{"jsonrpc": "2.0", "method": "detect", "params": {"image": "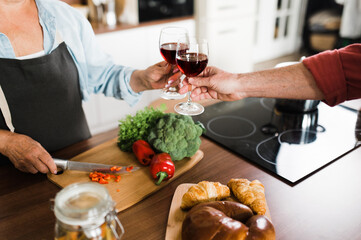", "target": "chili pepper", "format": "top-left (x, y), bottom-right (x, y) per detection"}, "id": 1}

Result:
top-left (103, 174), bottom-right (111, 180)
top-left (91, 177), bottom-right (99, 182)
top-left (110, 166), bottom-right (123, 172)
top-left (150, 153), bottom-right (175, 185)
top-left (132, 140), bottom-right (155, 166)
top-left (89, 171), bottom-right (121, 184)
top-left (98, 178), bottom-right (109, 184)
top-left (126, 166), bottom-right (134, 172)
top-left (115, 176), bottom-right (121, 182)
